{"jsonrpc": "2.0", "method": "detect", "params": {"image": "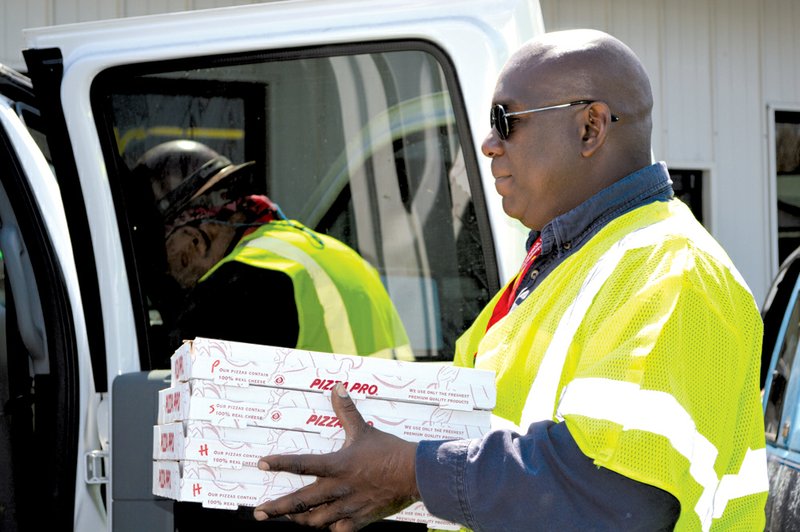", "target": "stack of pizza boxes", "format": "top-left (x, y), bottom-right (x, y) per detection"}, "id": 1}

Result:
top-left (152, 337), bottom-right (496, 529)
